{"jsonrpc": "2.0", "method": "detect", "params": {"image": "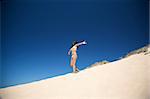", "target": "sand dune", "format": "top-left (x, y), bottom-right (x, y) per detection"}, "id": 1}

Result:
top-left (0, 47), bottom-right (150, 99)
